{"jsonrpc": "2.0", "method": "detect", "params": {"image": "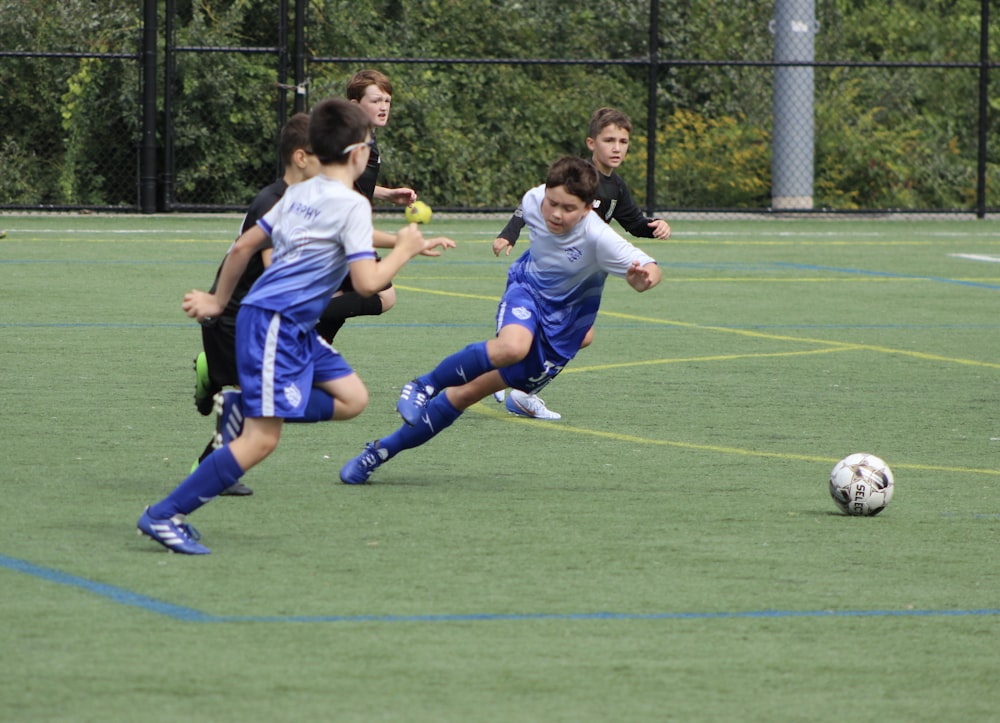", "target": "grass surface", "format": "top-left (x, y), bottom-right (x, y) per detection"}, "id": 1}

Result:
top-left (2, 213), bottom-right (999, 721)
